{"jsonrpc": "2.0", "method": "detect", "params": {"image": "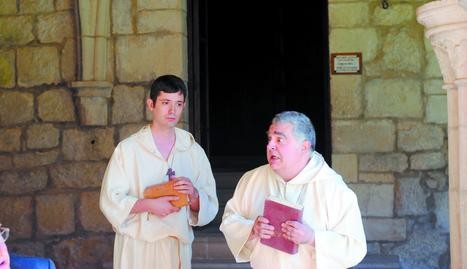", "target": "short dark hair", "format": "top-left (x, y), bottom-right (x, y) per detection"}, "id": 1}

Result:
top-left (150, 74), bottom-right (187, 102)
